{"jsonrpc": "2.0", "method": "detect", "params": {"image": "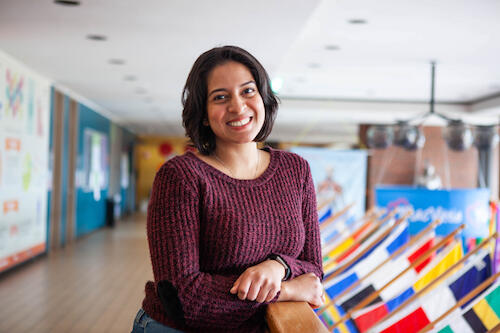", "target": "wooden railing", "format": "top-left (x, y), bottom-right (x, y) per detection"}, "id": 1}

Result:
top-left (266, 302), bottom-right (328, 333)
